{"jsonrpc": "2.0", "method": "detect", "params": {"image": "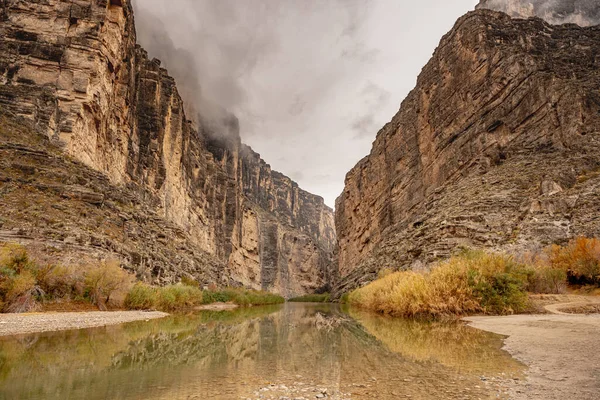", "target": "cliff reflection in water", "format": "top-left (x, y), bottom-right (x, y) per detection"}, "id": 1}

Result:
top-left (0, 304), bottom-right (522, 399)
